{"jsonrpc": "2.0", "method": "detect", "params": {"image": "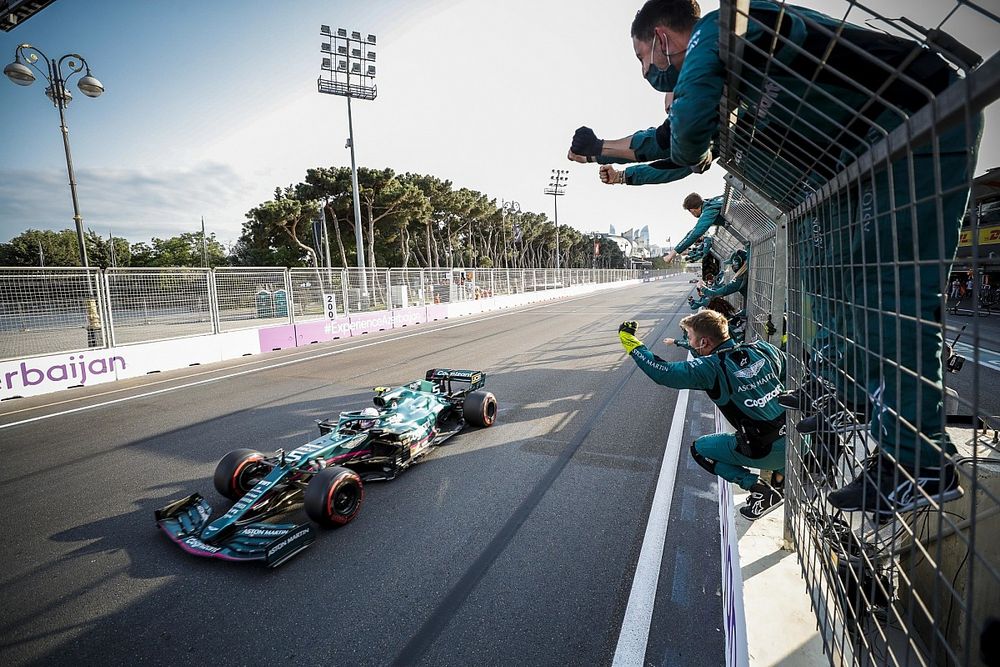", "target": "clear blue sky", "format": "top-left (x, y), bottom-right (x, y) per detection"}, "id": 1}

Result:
top-left (1, 0), bottom-right (997, 250)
